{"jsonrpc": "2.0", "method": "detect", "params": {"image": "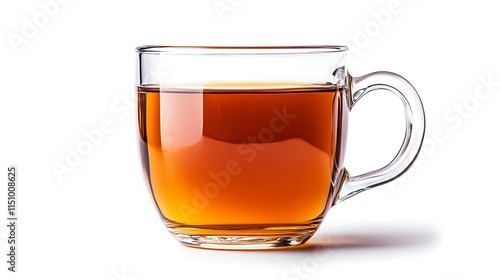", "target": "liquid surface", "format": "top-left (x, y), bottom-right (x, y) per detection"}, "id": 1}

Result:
top-left (138, 84), bottom-right (347, 226)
